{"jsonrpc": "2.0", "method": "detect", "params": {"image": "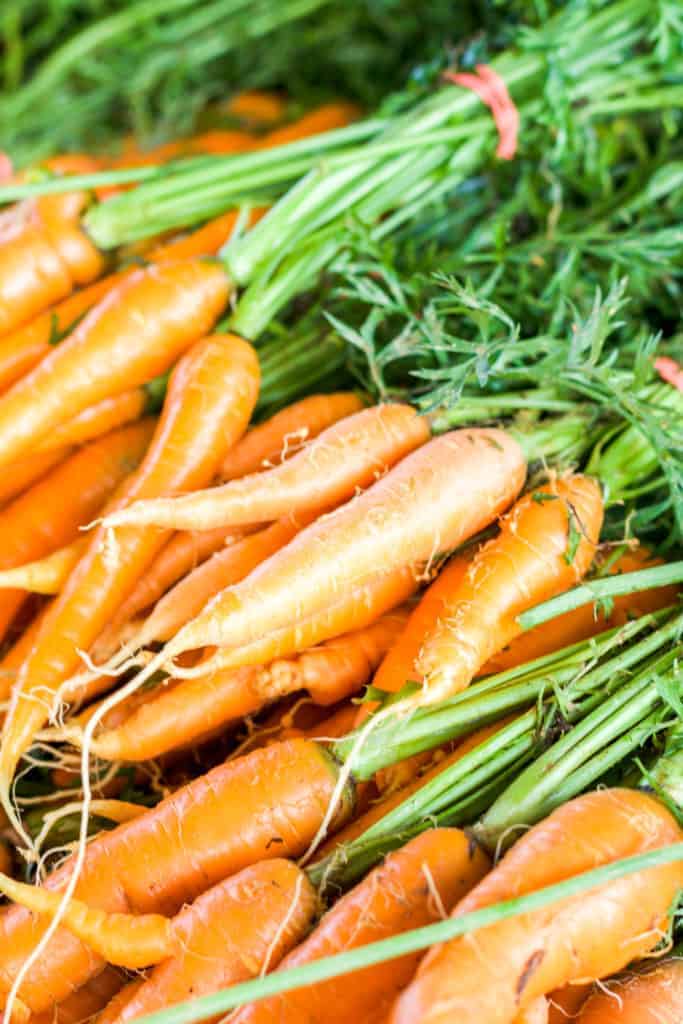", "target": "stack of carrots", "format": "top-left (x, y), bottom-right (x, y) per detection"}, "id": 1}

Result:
top-left (0, 54), bottom-right (681, 1024)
